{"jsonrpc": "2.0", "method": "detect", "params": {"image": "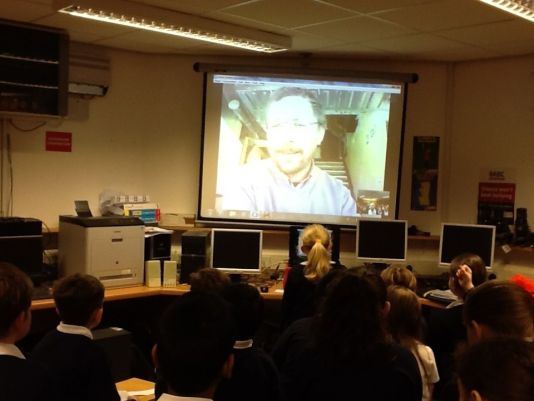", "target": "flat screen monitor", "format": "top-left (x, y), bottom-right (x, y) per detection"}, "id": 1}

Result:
top-left (288, 225), bottom-right (340, 266)
top-left (210, 228), bottom-right (263, 274)
top-left (356, 219), bottom-right (407, 263)
top-left (439, 223), bottom-right (496, 269)
top-left (198, 70), bottom-right (407, 227)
